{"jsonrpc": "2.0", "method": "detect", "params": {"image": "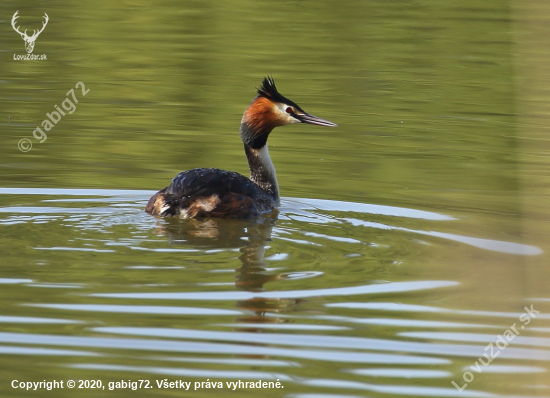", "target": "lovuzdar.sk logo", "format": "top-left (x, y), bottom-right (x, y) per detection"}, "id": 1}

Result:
top-left (12, 10), bottom-right (48, 61)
